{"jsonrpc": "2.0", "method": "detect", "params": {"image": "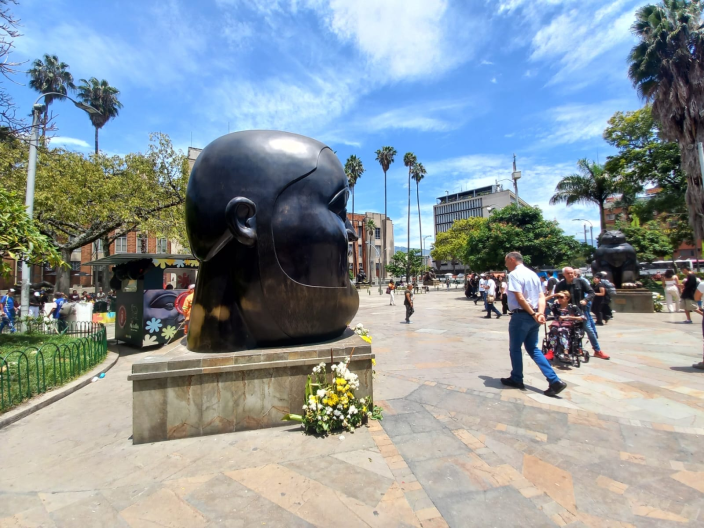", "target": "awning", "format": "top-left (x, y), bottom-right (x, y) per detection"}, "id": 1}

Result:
top-left (83, 254), bottom-right (195, 266)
